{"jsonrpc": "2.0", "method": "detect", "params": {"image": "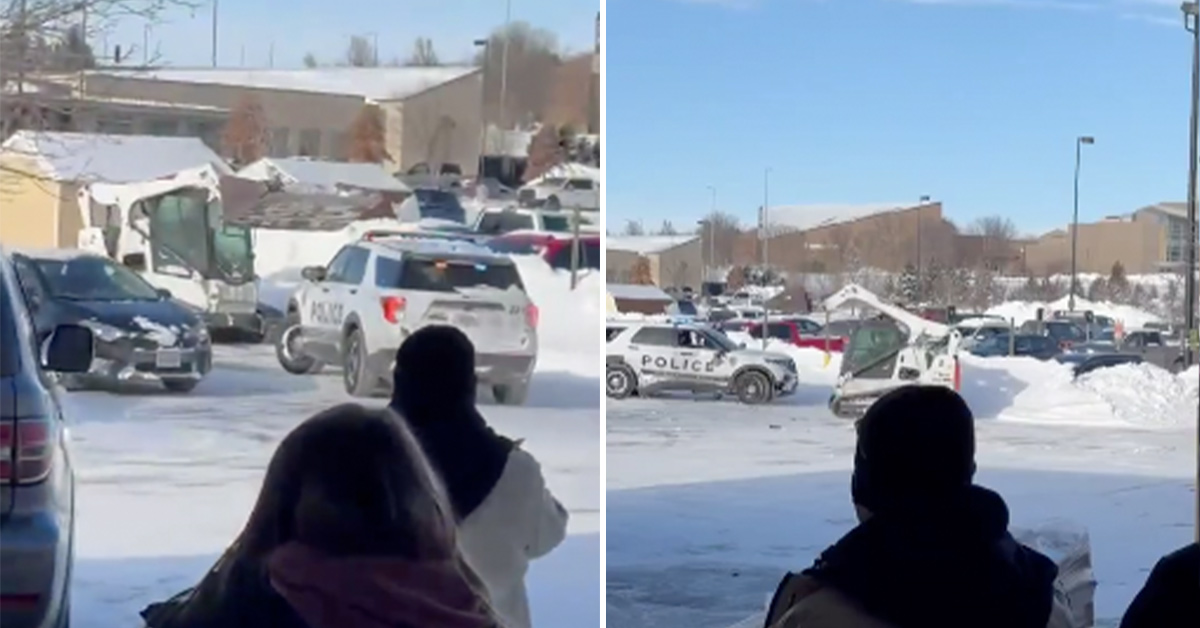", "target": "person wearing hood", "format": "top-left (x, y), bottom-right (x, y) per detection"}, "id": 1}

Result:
top-left (140, 403), bottom-right (499, 628)
top-left (1118, 541), bottom-right (1199, 628)
top-left (763, 386), bottom-right (1076, 628)
top-left (391, 325), bottom-right (569, 628)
